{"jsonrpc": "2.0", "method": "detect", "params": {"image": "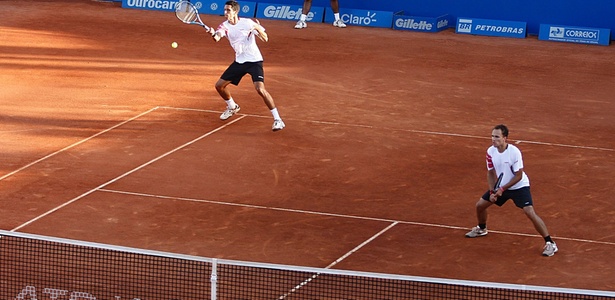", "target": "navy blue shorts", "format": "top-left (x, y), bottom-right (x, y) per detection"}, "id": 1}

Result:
top-left (221, 61), bottom-right (265, 85)
top-left (482, 186), bottom-right (533, 208)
